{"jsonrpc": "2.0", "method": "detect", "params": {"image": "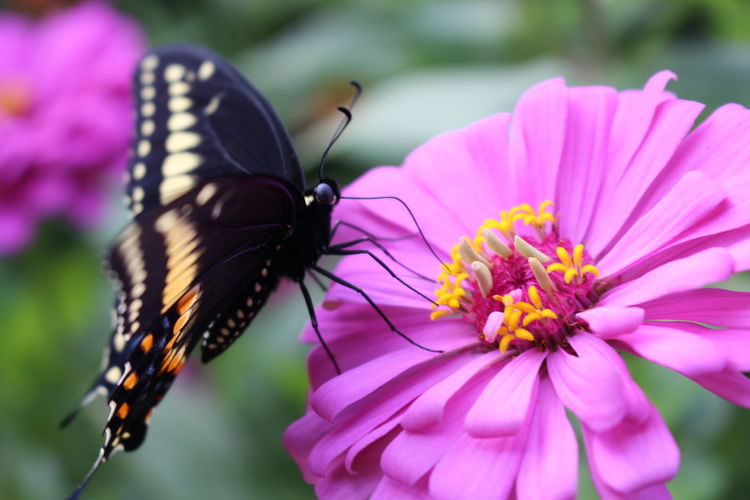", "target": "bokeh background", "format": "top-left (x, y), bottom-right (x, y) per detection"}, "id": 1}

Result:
top-left (2, 0), bottom-right (750, 498)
